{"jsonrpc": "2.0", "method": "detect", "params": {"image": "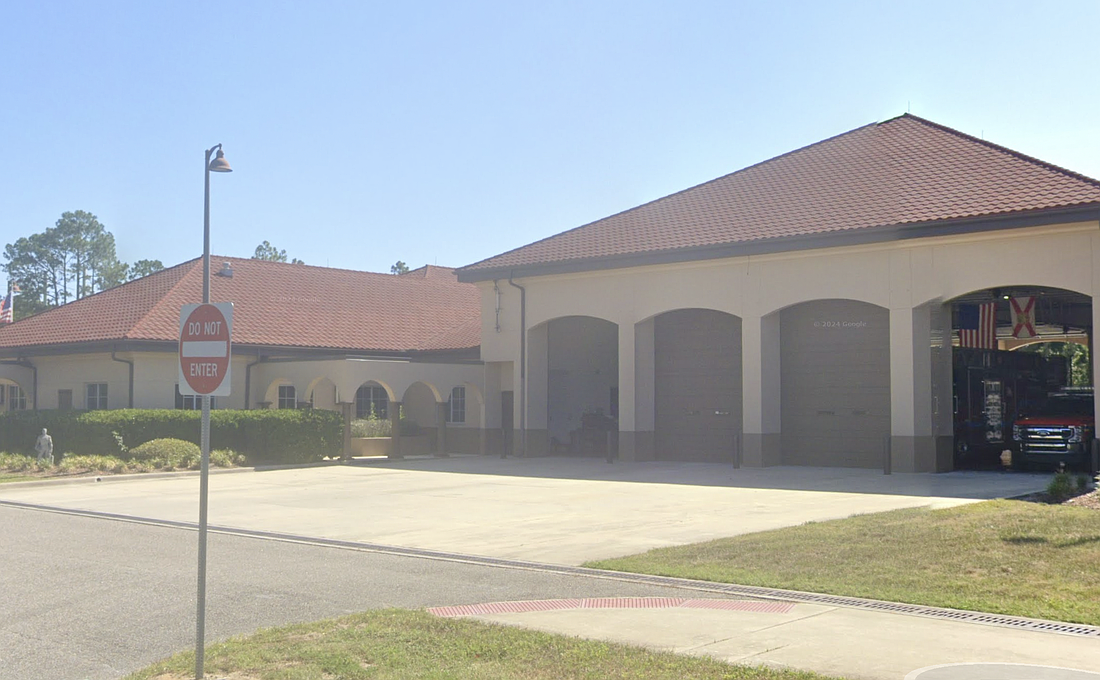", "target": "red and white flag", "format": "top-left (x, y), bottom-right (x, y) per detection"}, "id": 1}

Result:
top-left (1009, 296), bottom-right (1037, 339)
